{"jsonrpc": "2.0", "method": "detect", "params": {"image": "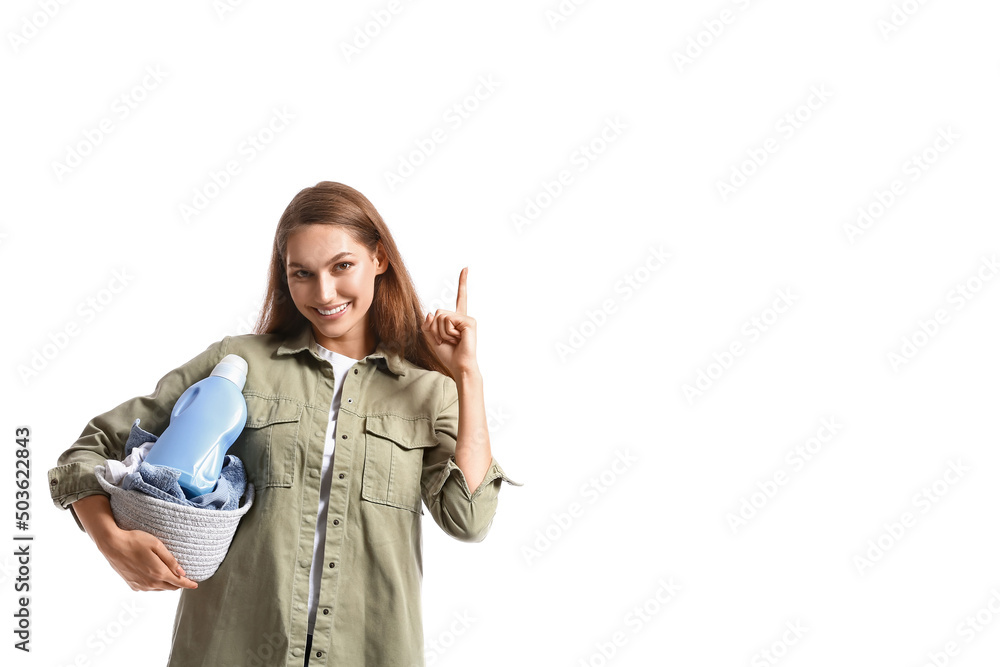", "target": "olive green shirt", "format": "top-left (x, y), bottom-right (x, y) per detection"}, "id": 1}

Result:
top-left (47, 326), bottom-right (519, 666)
